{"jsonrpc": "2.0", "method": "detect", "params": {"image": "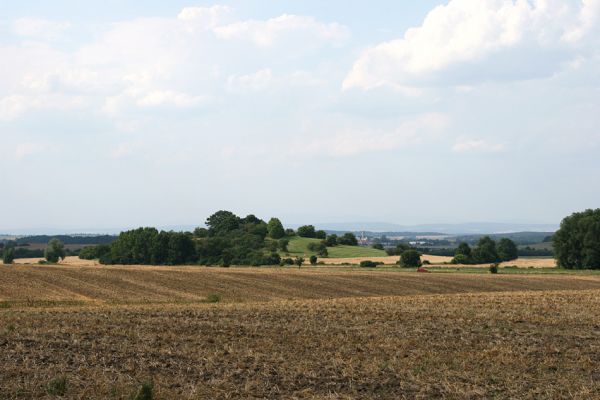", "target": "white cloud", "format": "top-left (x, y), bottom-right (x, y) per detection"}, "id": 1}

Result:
top-left (136, 90), bottom-right (206, 108)
top-left (0, 95), bottom-right (28, 121)
top-left (214, 14), bottom-right (349, 47)
top-left (226, 69), bottom-right (322, 92)
top-left (177, 5), bottom-right (233, 29)
top-left (452, 138), bottom-right (506, 153)
top-left (13, 18), bottom-right (71, 40)
top-left (344, 0), bottom-right (599, 90)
